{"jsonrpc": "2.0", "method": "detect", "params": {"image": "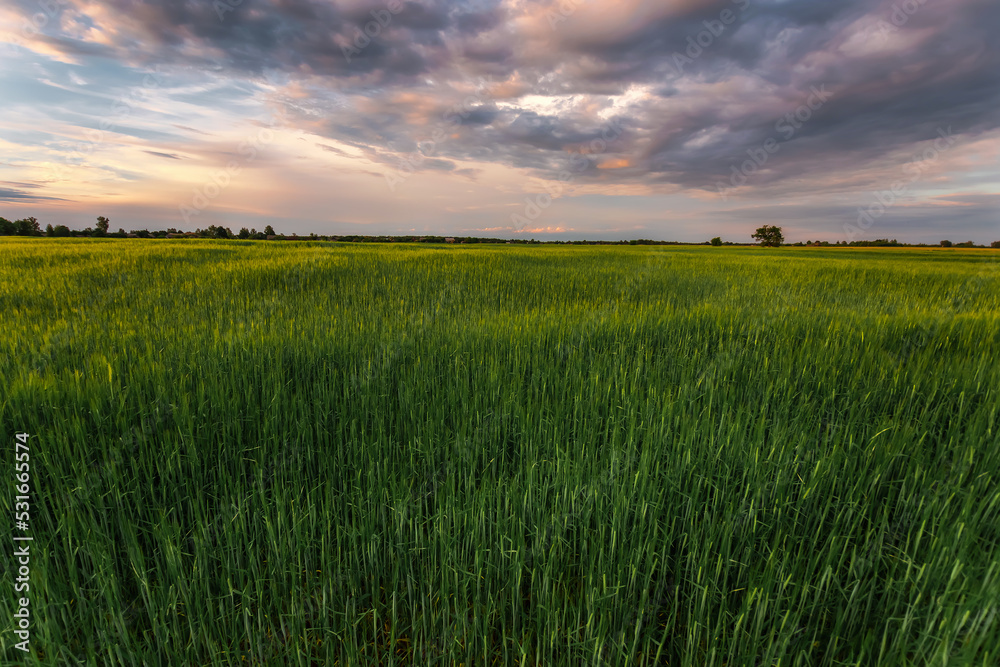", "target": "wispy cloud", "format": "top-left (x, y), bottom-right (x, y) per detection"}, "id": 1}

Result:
top-left (143, 151), bottom-right (182, 160)
top-left (0, 184), bottom-right (67, 202)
